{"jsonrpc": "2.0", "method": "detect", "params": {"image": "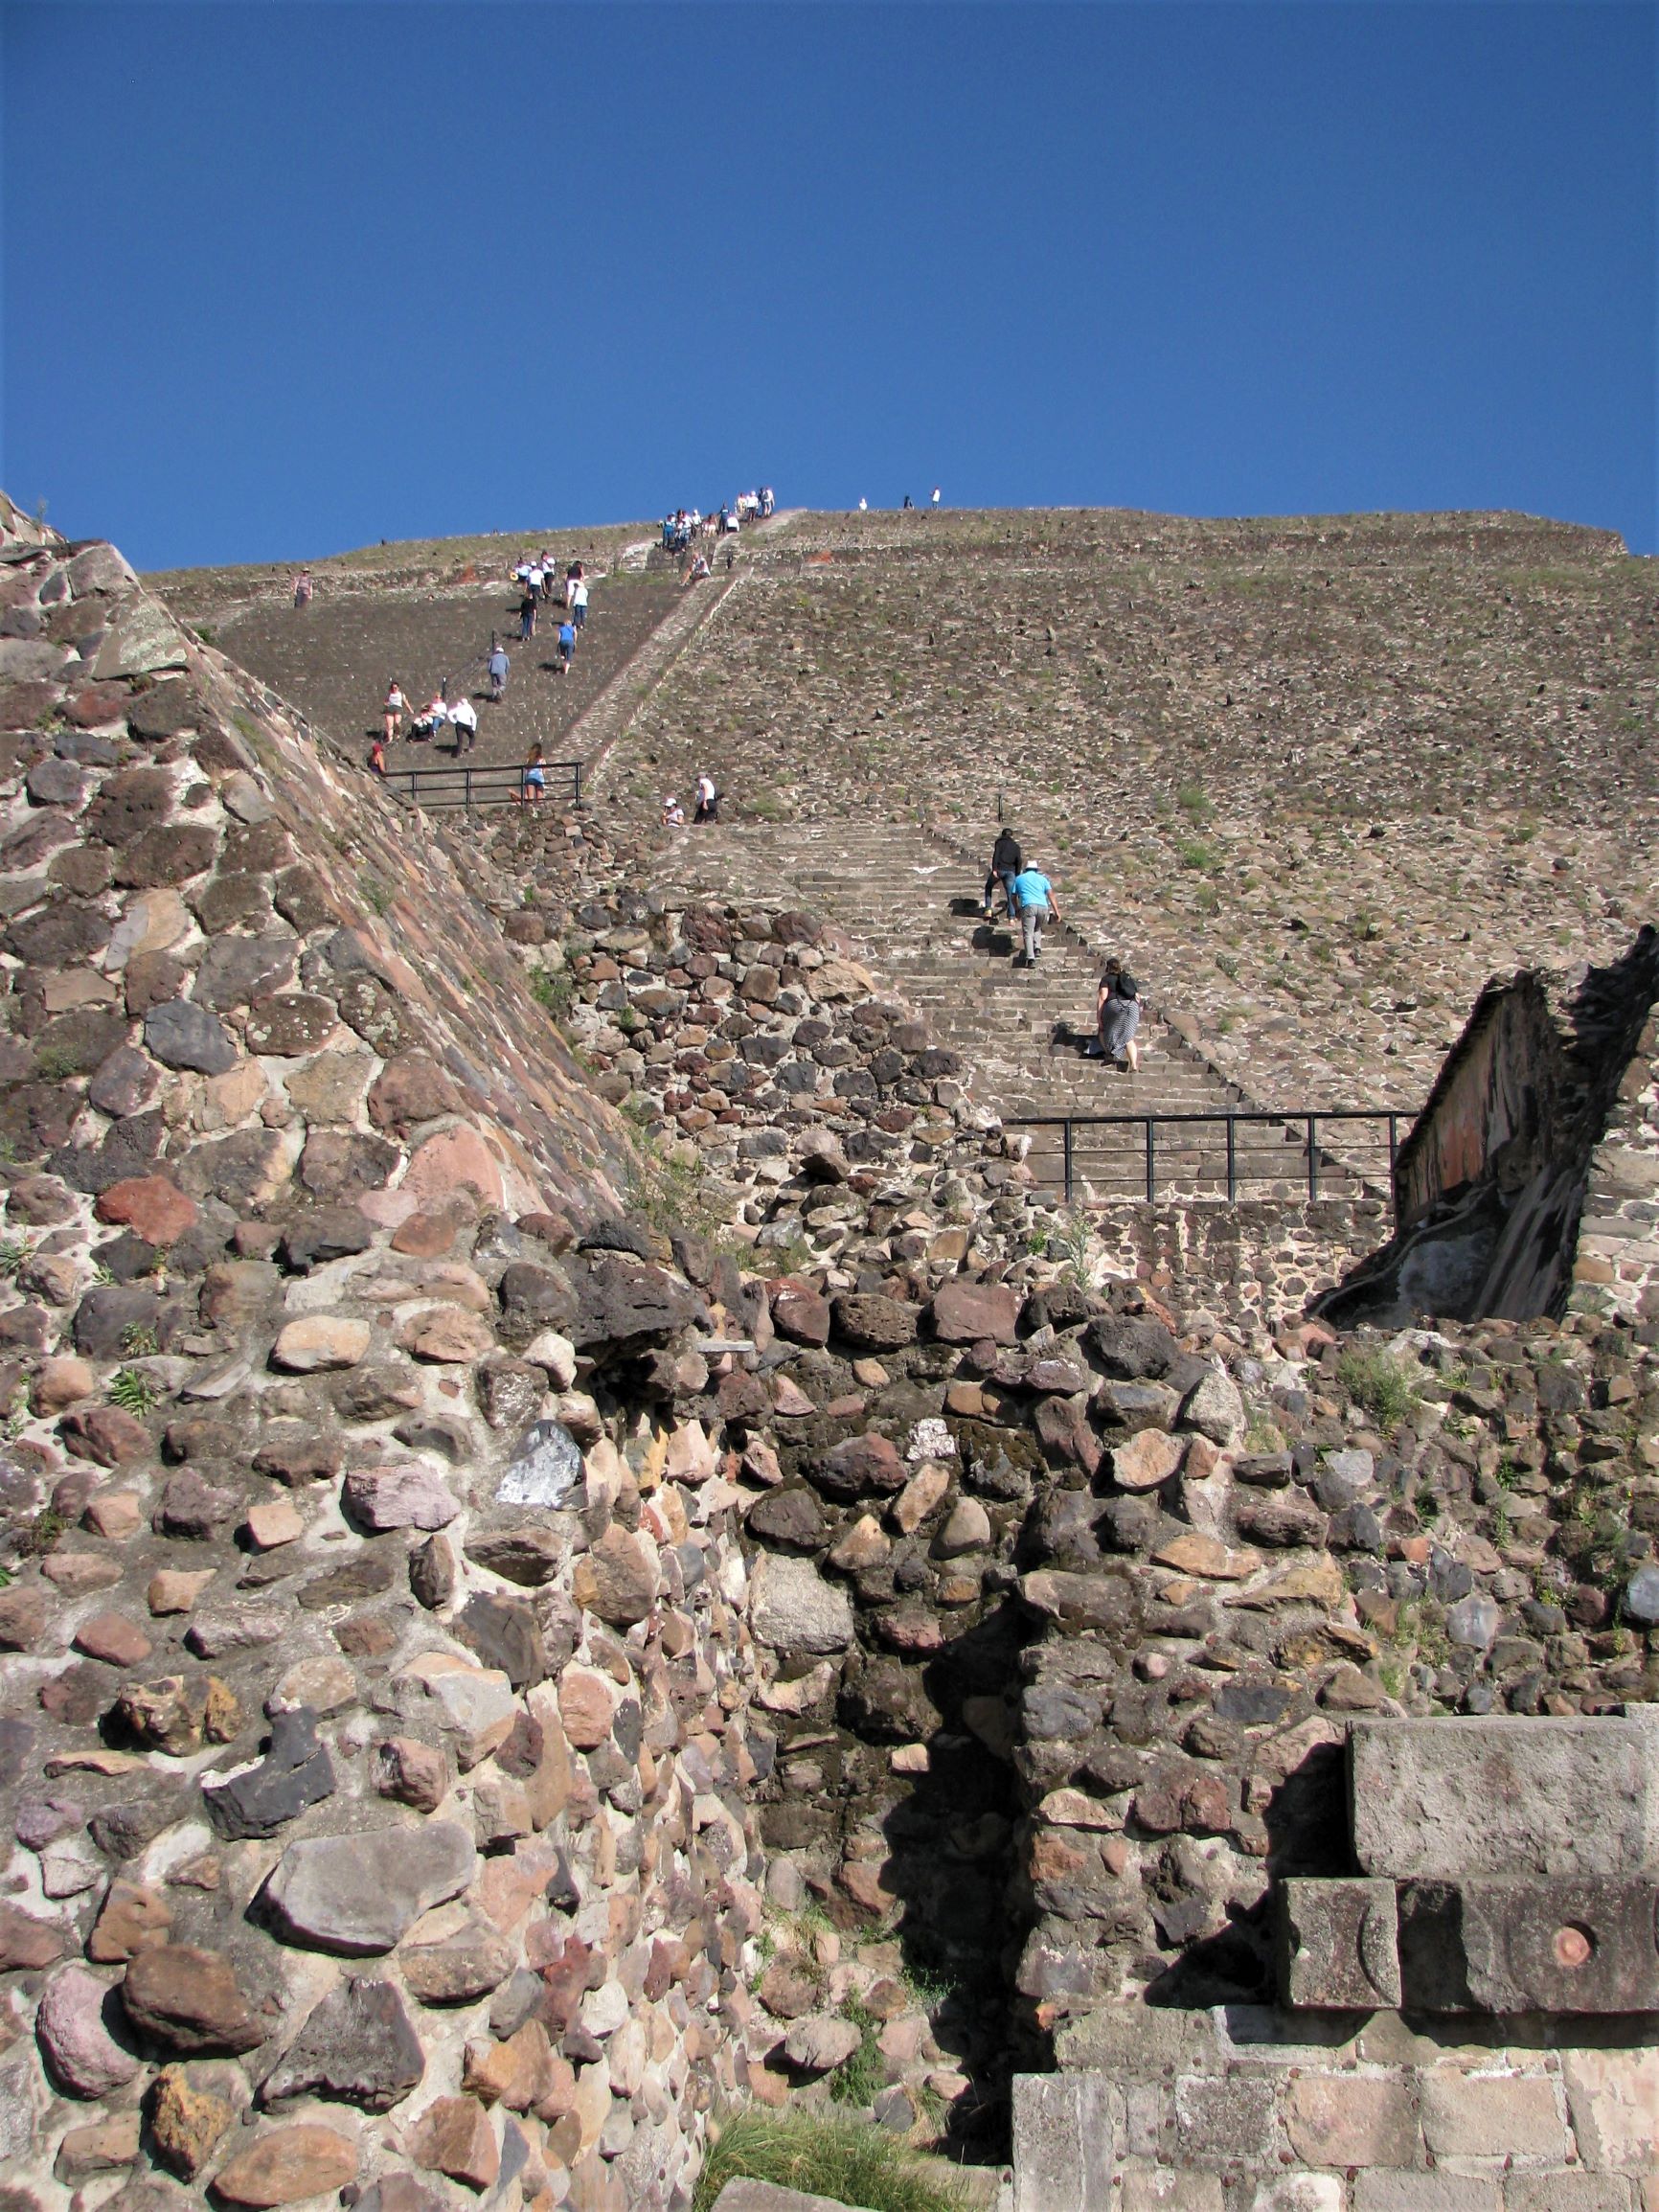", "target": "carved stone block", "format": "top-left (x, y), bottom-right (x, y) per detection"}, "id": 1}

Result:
top-left (1398, 1878), bottom-right (1659, 2013)
top-left (1277, 1877), bottom-right (1401, 2009)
